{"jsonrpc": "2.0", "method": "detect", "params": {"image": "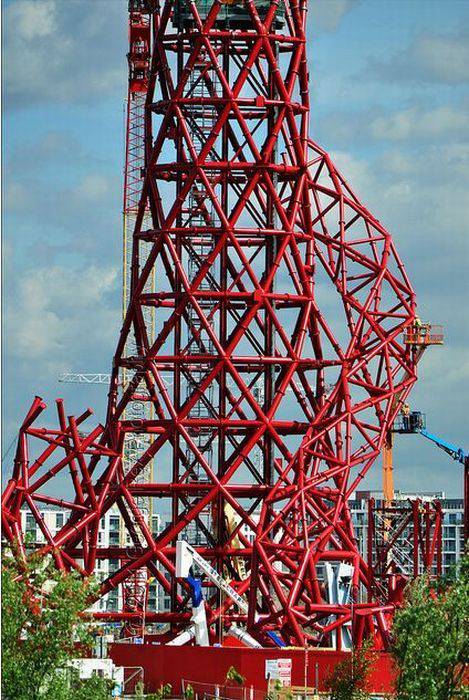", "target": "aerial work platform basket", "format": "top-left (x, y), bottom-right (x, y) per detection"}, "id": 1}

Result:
top-left (393, 410), bottom-right (426, 434)
top-left (404, 323), bottom-right (444, 346)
